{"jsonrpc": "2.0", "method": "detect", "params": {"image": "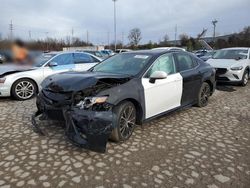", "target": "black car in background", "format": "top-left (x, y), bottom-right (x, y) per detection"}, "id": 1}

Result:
top-left (194, 49), bottom-right (208, 58)
top-left (200, 50), bottom-right (217, 61)
top-left (0, 50), bottom-right (12, 63)
top-left (33, 49), bottom-right (216, 152)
